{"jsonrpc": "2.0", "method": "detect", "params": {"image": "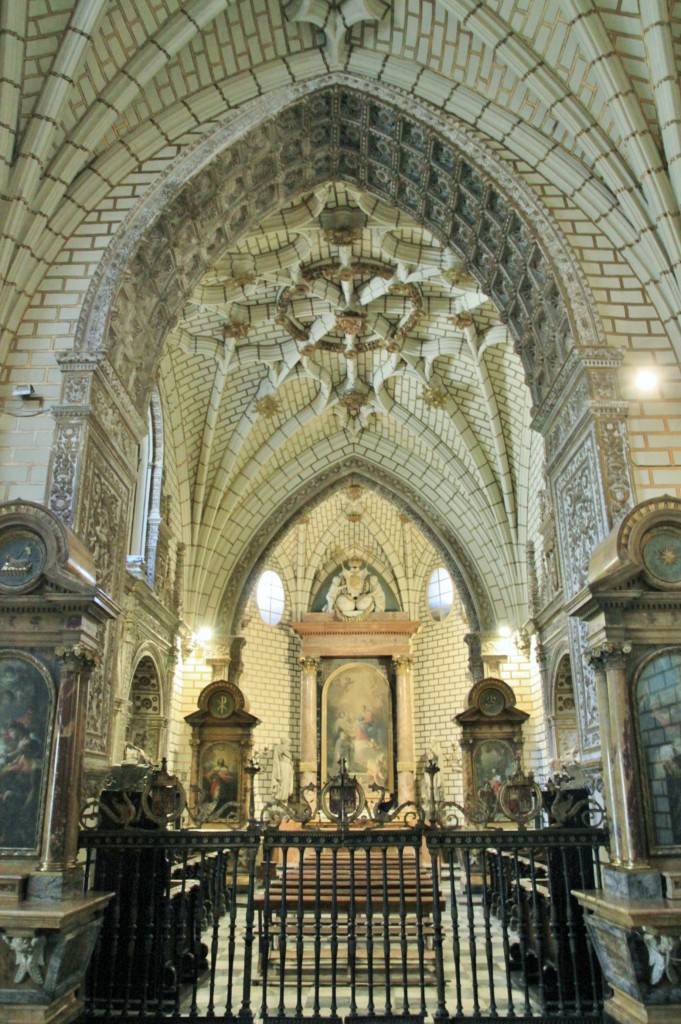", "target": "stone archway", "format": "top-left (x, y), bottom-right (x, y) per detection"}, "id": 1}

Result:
top-left (126, 654), bottom-right (165, 762)
top-left (49, 75), bottom-right (634, 763)
top-left (551, 653), bottom-right (579, 761)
